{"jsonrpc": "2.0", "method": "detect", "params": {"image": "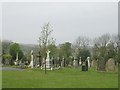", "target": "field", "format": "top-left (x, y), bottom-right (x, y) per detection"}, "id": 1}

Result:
top-left (2, 67), bottom-right (118, 88)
